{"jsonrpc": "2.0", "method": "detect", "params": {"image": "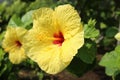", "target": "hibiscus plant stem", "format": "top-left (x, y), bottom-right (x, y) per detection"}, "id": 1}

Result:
top-left (112, 75), bottom-right (115, 80)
